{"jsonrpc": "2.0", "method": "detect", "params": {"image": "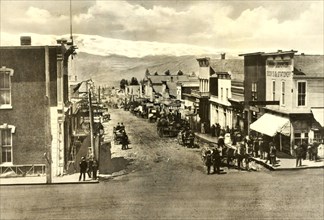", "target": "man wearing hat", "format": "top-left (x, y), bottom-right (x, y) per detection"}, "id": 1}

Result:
top-left (79, 156), bottom-right (88, 181)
